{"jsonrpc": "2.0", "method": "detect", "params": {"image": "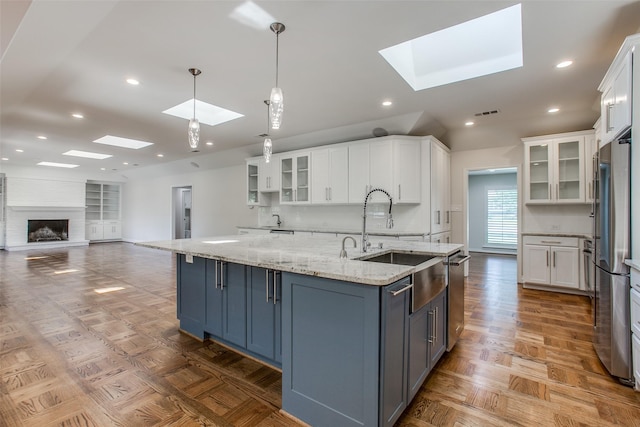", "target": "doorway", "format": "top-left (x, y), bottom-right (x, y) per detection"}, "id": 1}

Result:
top-left (467, 167), bottom-right (518, 255)
top-left (172, 186), bottom-right (192, 239)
